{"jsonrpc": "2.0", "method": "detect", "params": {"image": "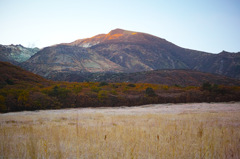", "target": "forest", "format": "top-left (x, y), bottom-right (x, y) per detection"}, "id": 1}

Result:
top-left (1, 78), bottom-right (240, 113)
top-left (0, 62), bottom-right (240, 113)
